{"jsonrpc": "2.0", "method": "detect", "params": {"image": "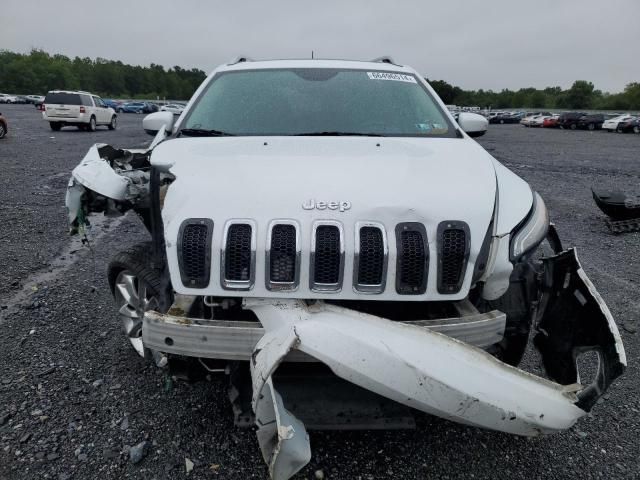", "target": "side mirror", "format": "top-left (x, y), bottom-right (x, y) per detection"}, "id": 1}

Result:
top-left (457, 112), bottom-right (488, 138)
top-left (143, 111), bottom-right (175, 136)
